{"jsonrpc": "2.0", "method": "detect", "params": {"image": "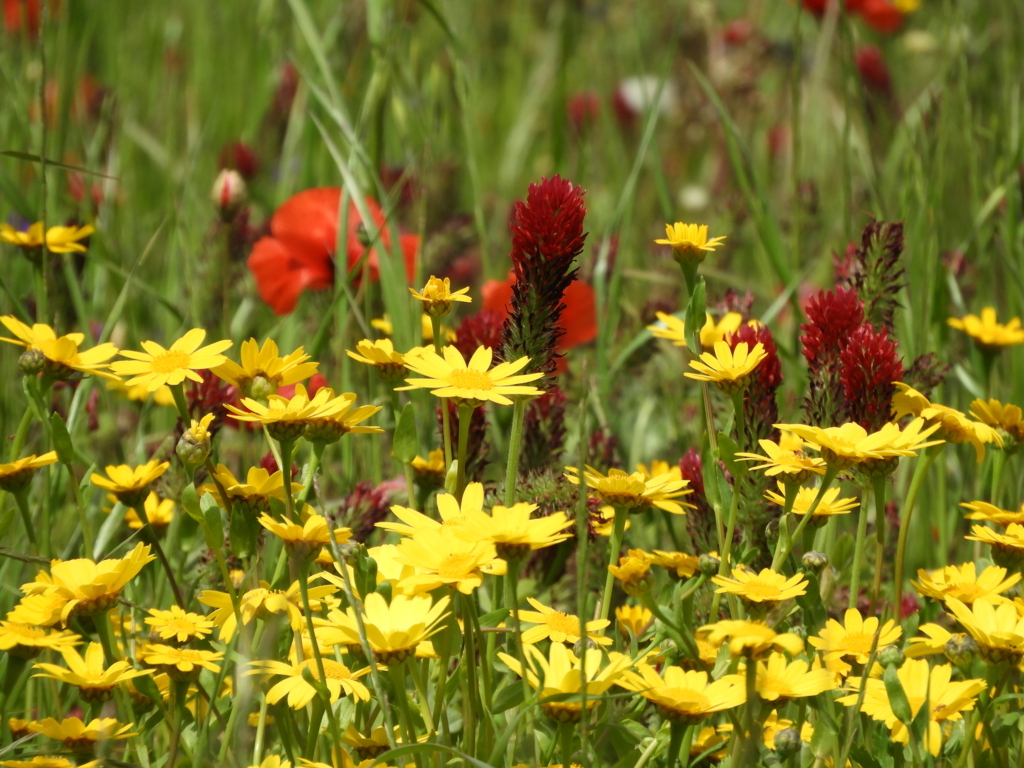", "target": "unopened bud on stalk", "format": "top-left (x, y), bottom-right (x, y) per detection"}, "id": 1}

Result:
top-left (765, 518), bottom-right (780, 543)
top-left (211, 169), bottom-right (246, 217)
top-left (176, 414), bottom-right (214, 466)
top-left (773, 727), bottom-right (802, 758)
top-left (877, 645), bottom-right (904, 668)
top-left (944, 634), bottom-right (978, 667)
top-left (698, 553), bottom-right (720, 576)
top-left (801, 551), bottom-right (829, 572)
top-left (19, 348), bottom-right (45, 375)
